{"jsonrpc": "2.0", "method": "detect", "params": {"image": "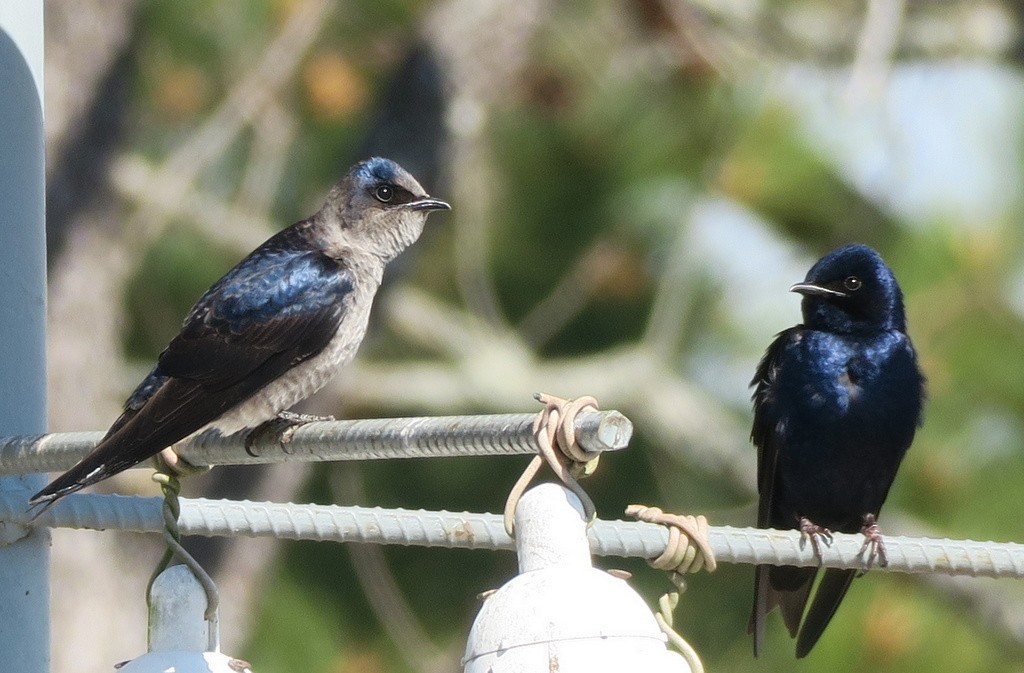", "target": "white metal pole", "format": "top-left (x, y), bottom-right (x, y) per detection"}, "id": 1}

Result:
top-left (0, 3), bottom-right (48, 673)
